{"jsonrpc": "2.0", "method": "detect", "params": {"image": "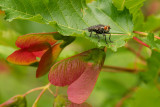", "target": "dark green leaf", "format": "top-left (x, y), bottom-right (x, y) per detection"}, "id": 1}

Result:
top-left (125, 84), bottom-right (160, 107)
top-left (0, 0), bottom-right (133, 51)
top-left (140, 51), bottom-right (160, 82)
top-left (143, 15), bottom-right (160, 32)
